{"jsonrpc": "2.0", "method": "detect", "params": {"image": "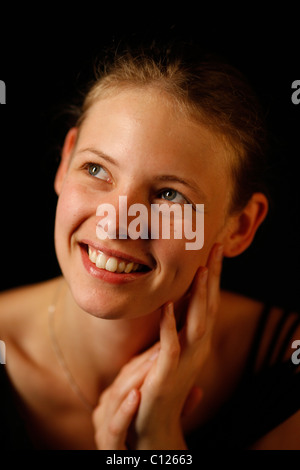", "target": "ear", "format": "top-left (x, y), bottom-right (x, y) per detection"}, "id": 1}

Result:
top-left (54, 127), bottom-right (78, 195)
top-left (222, 193), bottom-right (269, 257)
